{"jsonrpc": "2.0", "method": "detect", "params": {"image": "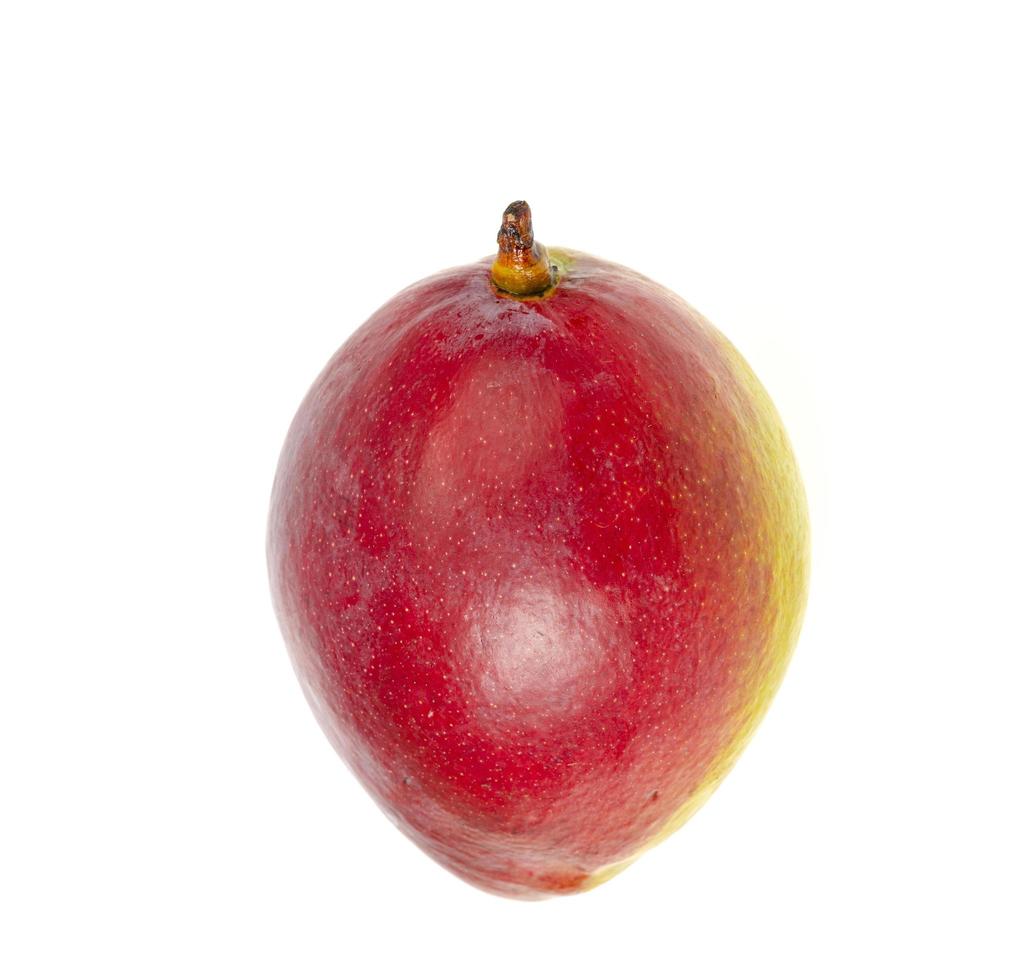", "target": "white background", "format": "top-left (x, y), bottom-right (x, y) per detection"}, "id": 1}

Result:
top-left (2, 2), bottom-right (1017, 977)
